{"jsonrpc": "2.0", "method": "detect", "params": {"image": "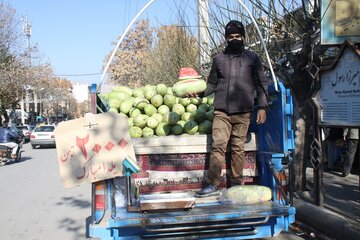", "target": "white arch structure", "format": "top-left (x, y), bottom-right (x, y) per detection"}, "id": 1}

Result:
top-left (99, 0), bottom-right (278, 92)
